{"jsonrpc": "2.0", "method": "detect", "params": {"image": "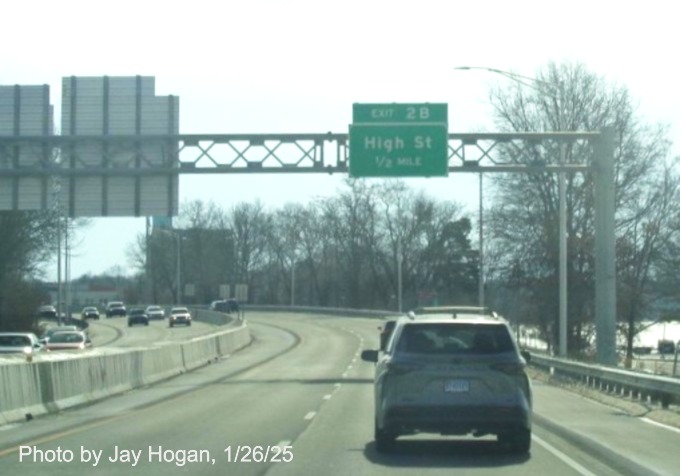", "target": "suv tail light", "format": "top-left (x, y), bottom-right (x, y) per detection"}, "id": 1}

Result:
top-left (490, 362), bottom-right (526, 376)
top-left (386, 361), bottom-right (425, 375)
